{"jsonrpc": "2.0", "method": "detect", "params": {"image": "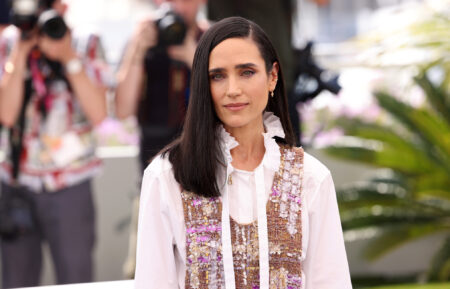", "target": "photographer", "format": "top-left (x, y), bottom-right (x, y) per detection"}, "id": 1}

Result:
top-left (0, 0), bottom-right (109, 287)
top-left (116, 0), bottom-right (208, 172)
top-left (115, 0), bottom-right (208, 278)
